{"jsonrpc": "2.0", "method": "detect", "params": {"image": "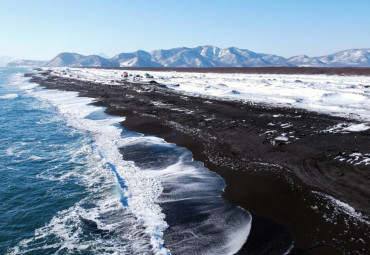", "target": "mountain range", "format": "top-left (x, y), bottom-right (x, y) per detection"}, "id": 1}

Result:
top-left (5, 46), bottom-right (370, 68)
top-left (1, 56), bottom-right (48, 67)
top-left (0, 56), bottom-right (15, 67)
top-left (6, 59), bottom-right (48, 67)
